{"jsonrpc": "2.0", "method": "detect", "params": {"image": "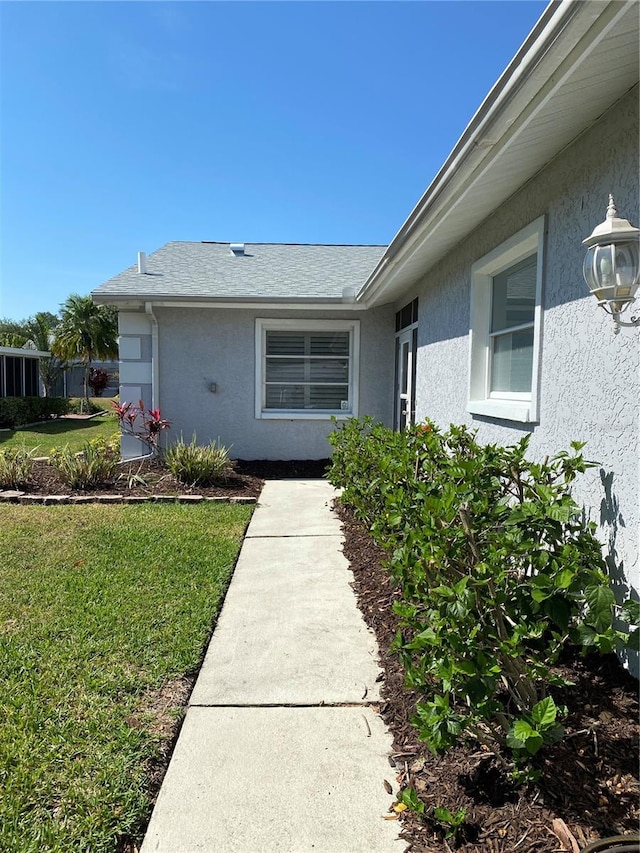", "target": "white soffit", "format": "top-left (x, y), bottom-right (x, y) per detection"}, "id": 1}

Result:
top-left (362, 0), bottom-right (639, 306)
